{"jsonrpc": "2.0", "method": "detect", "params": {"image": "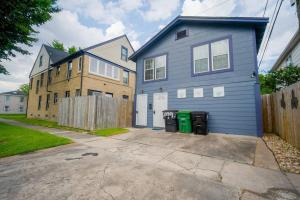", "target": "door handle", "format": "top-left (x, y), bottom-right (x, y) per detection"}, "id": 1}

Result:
top-left (153, 110), bottom-right (155, 114)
